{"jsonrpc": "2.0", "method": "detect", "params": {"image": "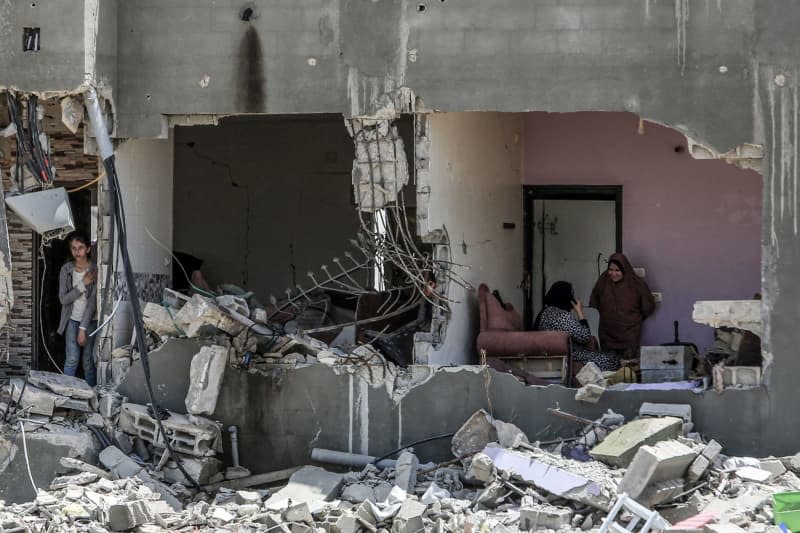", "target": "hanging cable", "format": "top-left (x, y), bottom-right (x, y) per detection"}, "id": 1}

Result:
top-left (67, 171), bottom-right (105, 193)
top-left (18, 420), bottom-right (38, 494)
top-left (84, 87), bottom-right (203, 491)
